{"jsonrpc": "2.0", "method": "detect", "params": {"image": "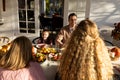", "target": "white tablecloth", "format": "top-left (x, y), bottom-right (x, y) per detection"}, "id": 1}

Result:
top-left (108, 46), bottom-right (120, 75)
top-left (112, 59), bottom-right (120, 75)
top-left (40, 46), bottom-right (120, 80)
top-left (40, 60), bottom-right (59, 80)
